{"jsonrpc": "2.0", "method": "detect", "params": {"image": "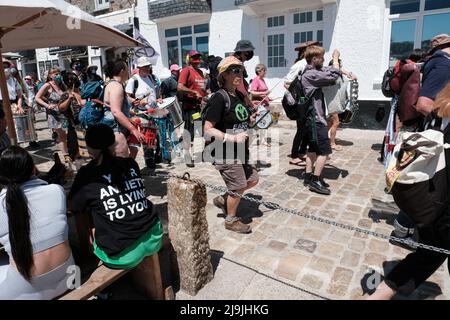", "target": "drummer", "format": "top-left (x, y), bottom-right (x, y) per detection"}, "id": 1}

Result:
top-left (125, 56), bottom-right (162, 165)
top-left (177, 50), bottom-right (207, 167)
